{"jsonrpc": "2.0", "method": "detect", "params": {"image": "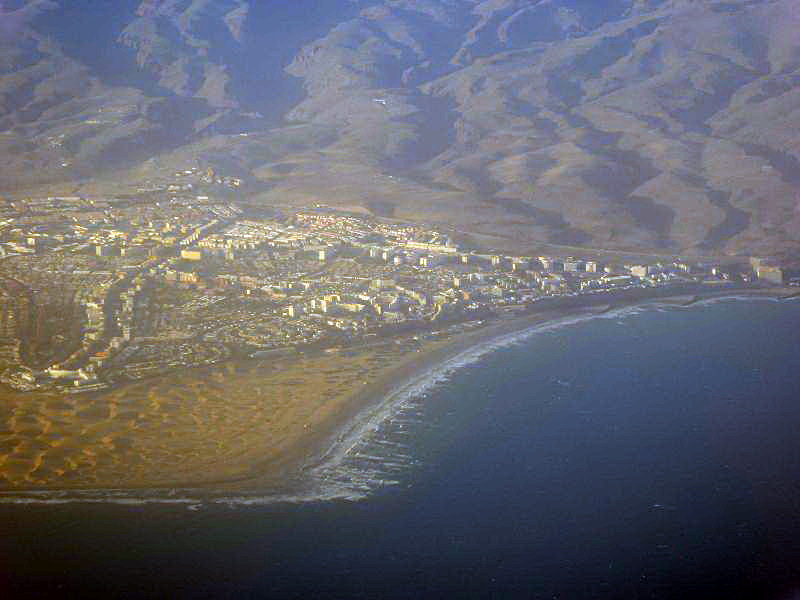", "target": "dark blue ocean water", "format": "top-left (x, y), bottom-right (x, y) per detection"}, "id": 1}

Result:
top-left (2, 298), bottom-right (800, 599)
